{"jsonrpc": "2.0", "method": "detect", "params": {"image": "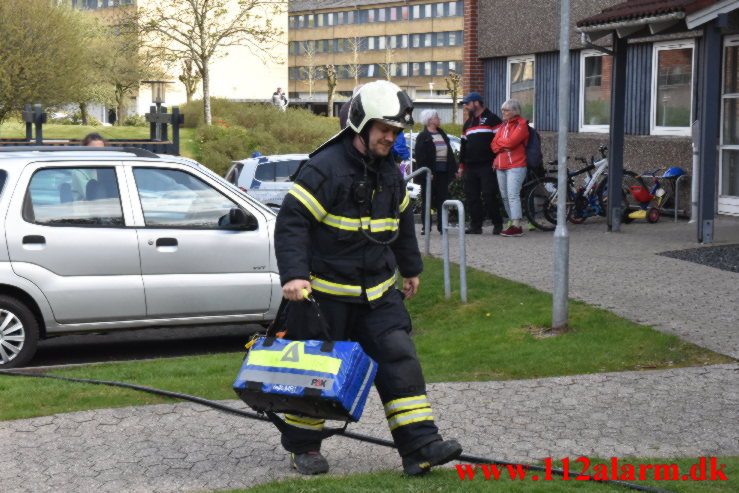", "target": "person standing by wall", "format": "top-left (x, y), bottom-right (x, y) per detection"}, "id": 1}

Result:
top-left (272, 87), bottom-right (288, 111)
top-left (414, 109), bottom-right (458, 234)
top-left (457, 92), bottom-right (504, 234)
top-left (491, 99), bottom-right (529, 237)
